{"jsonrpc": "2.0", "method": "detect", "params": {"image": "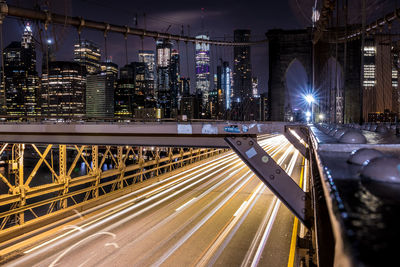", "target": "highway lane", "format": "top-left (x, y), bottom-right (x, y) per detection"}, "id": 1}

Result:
top-left (5, 135), bottom-right (304, 267)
